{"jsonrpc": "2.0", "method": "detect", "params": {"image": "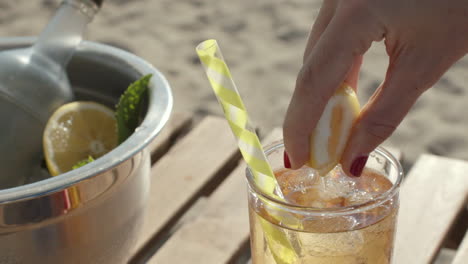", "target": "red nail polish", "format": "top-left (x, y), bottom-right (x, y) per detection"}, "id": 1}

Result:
top-left (284, 151), bottom-right (291, 169)
top-left (350, 155), bottom-right (368, 177)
